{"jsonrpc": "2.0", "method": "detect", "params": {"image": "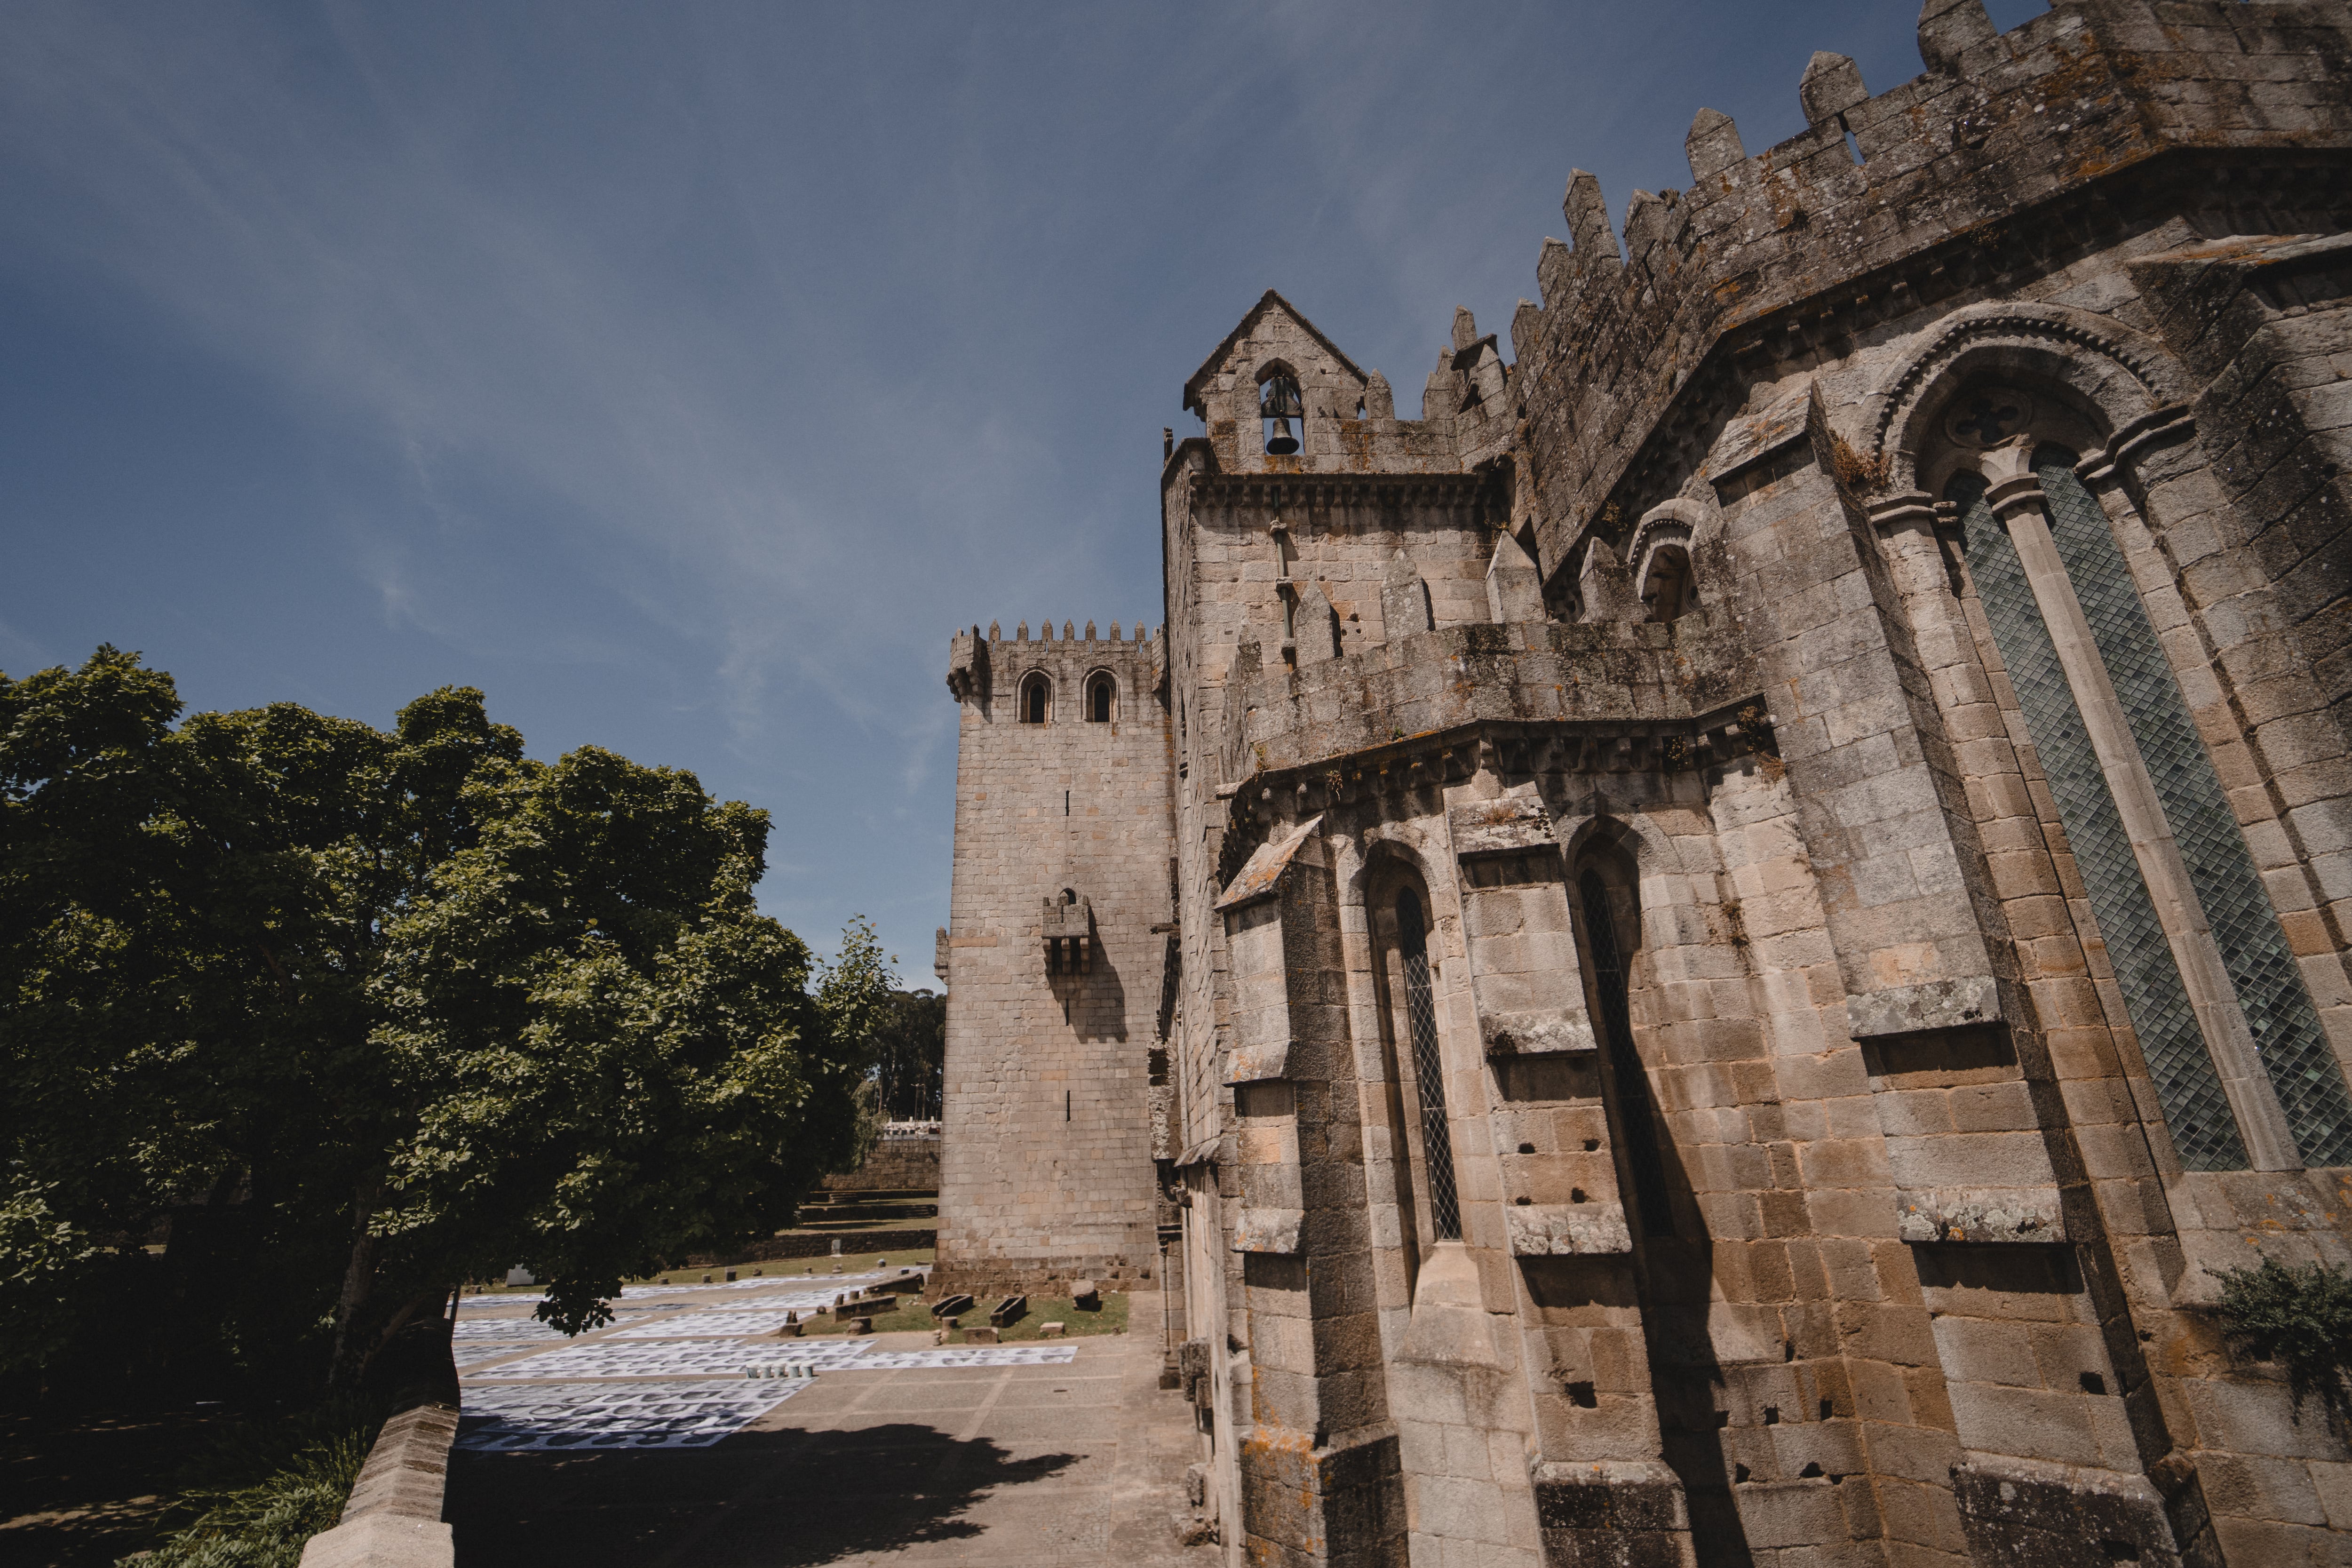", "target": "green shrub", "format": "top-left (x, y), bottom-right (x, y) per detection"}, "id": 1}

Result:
top-left (2213, 1254), bottom-right (2352, 1429)
top-left (120, 1402), bottom-right (382, 1568)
